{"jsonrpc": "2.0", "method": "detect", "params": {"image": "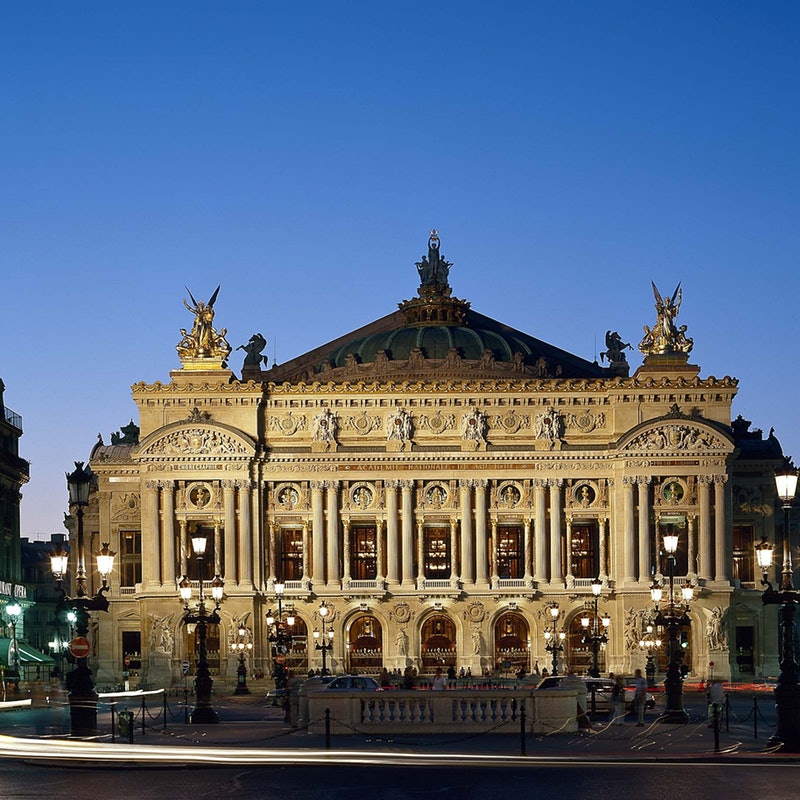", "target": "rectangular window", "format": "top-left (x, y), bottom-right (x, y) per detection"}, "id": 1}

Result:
top-left (119, 530), bottom-right (142, 587)
top-left (733, 525), bottom-right (755, 583)
top-left (571, 524), bottom-right (598, 579)
top-left (423, 528), bottom-right (449, 579)
top-left (280, 529), bottom-right (304, 581)
top-left (351, 526), bottom-right (377, 580)
top-left (497, 525), bottom-right (523, 578)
